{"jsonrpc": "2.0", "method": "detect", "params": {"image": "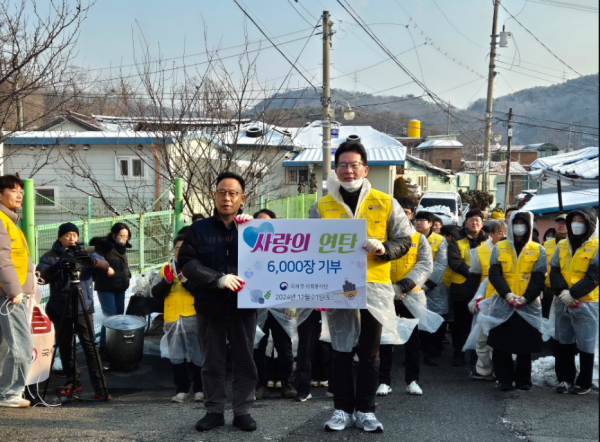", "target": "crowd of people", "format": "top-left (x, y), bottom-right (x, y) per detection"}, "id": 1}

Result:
top-left (0, 142), bottom-right (597, 435)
